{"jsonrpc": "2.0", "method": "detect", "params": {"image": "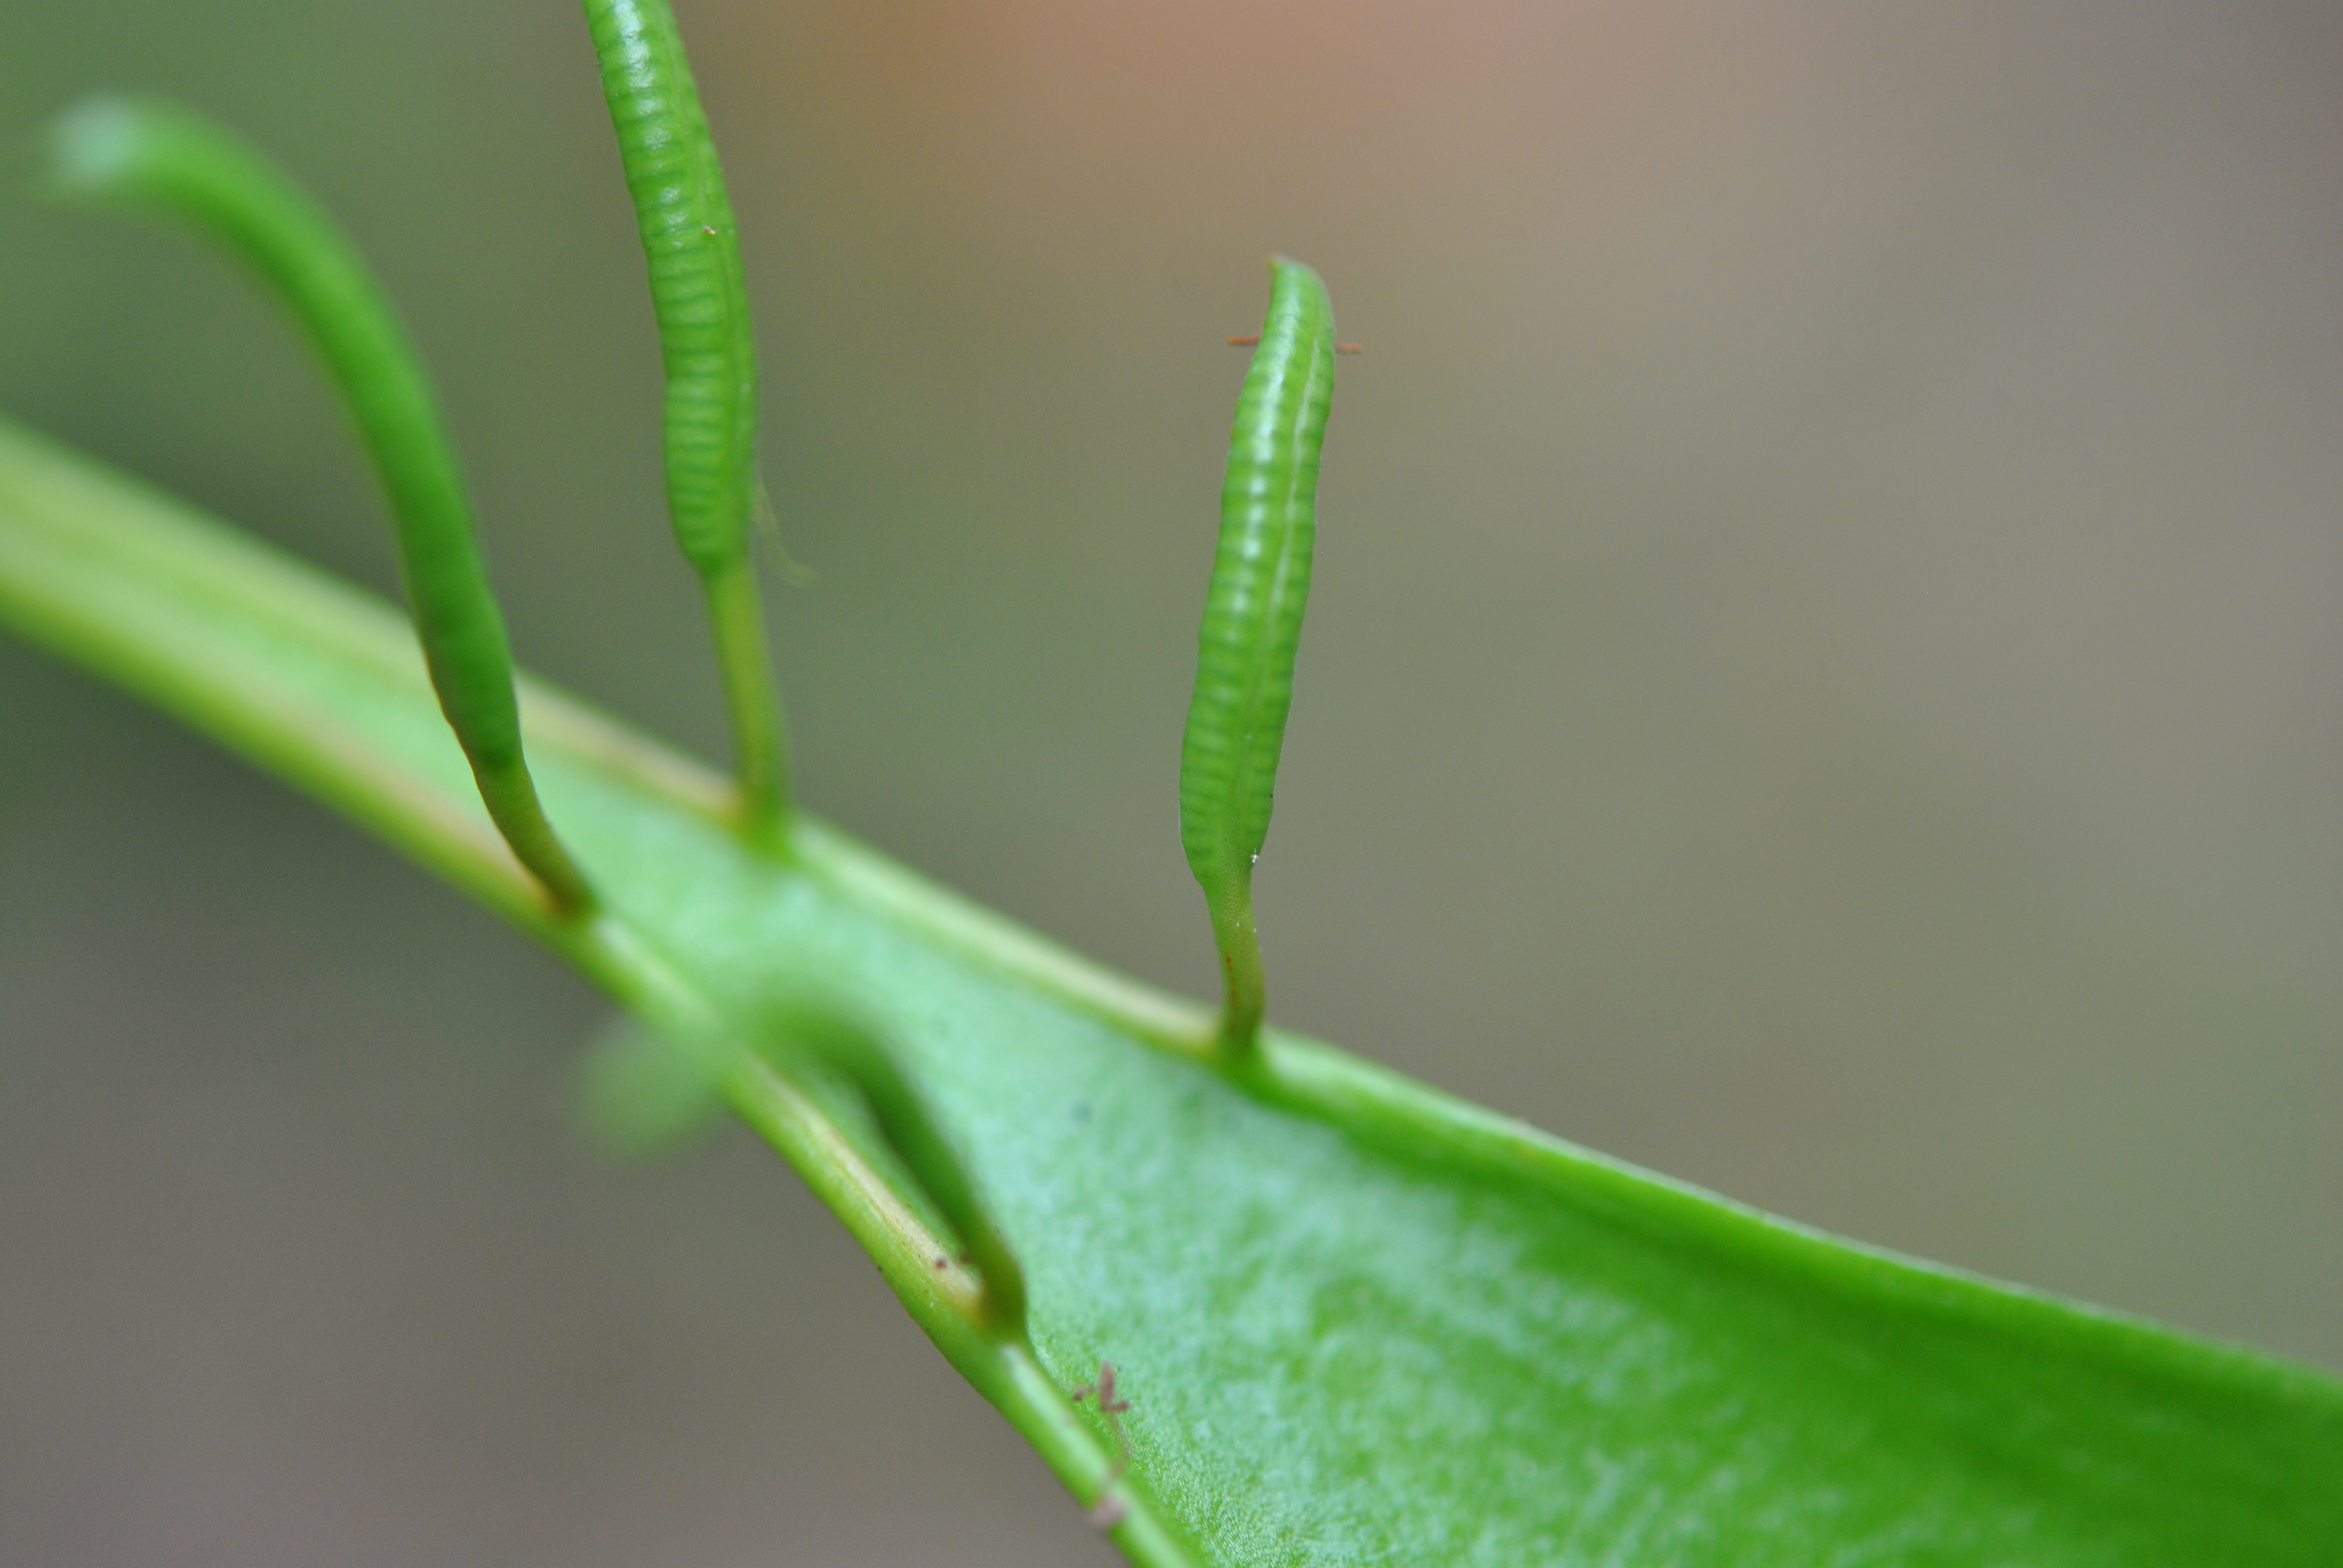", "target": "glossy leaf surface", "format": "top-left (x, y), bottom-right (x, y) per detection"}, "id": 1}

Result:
top-left (2, 416), bottom-right (2338, 1565)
